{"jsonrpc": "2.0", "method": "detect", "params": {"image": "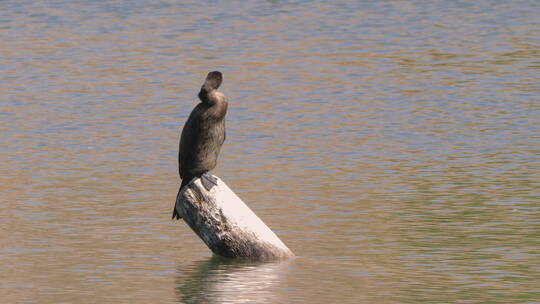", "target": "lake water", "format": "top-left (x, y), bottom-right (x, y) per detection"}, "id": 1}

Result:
top-left (1, 0), bottom-right (539, 303)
